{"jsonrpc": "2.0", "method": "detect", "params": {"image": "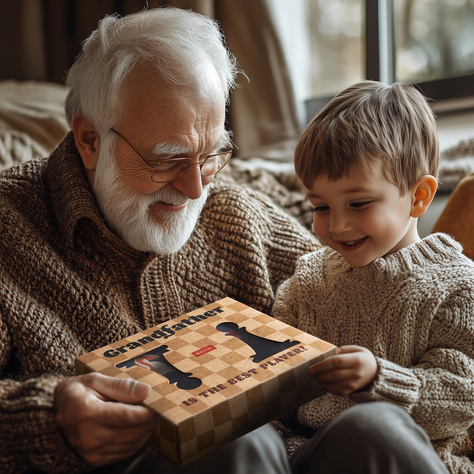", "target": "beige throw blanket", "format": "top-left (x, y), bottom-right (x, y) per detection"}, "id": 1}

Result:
top-left (0, 81), bottom-right (69, 169)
